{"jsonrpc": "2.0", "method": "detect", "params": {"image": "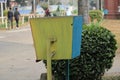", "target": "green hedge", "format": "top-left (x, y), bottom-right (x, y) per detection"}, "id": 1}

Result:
top-left (44, 24), bottom-right (117, 80)
top-left (89, 10), bottom-right (103, 22)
